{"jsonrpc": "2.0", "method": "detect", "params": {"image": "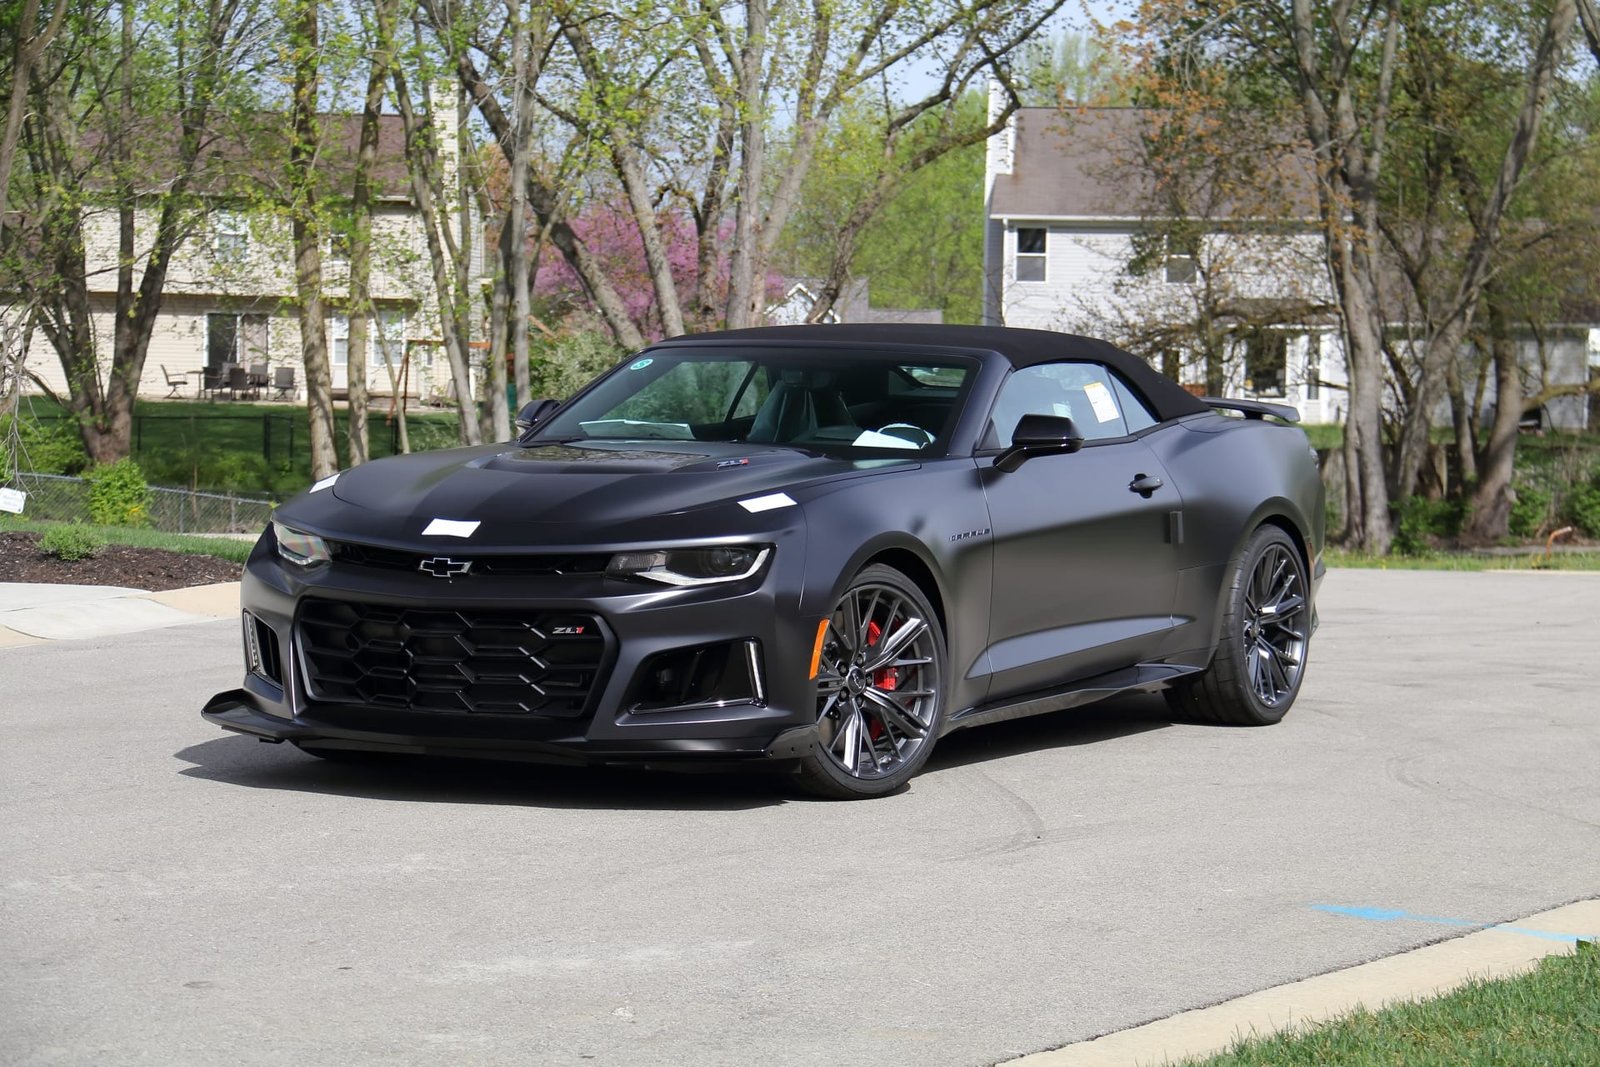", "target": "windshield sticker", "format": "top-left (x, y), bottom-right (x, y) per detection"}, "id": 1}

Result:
top-left (422, 518), bottom-right (480, 537)
top-left (629, 358), bottom-right (654, 371)
top-left (1082, 381), bottom-right (1120, 424)
top-left (739, 492), bottom-right (796, 513)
